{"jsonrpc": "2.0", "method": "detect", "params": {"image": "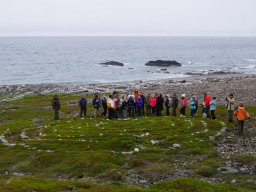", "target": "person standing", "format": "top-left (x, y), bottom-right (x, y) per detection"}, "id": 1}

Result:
top-left (140, 92), bottom-right (146, 115)
top-left (234, 103), bottom-right (250, 135)
top-left (189, 98), bottom-right (196, 118)
top-left (136, 96), bottom-right (144, 116)
top-left (172, 93), bottom-right (178, 117)
top-left (52, 95), bottom-right (61, 120)
top-left (79, 96), bottom-right (87, 117)
top-left (192, 95), bottom-right (198, 117)
top-left (149, 94), bottom-right (157, 116)
top-left (128, 96), bottom-right (135, 116)
top-left (93, 94), bottom-right (101, 118)
top-left (165, 95), bottom-right (170, 116)
top-left (204, 92), bottom-right (211, 119)
top-left (226, 93), bottom-right (235, 122)
top-left (107, 95), bottom-right (115, 120)
top-left (145, 93), bottom-right (151, 115)
top-left (180, 94), bottom-right (187, 117)
top-left (210, 97), bottom-right (217, 120)
top-left (121, 98), bottom-right (128, 117)
top-left (101, 96), bottom-right (107, 116)
top-left (133, 90), bottom-right (140, 113)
